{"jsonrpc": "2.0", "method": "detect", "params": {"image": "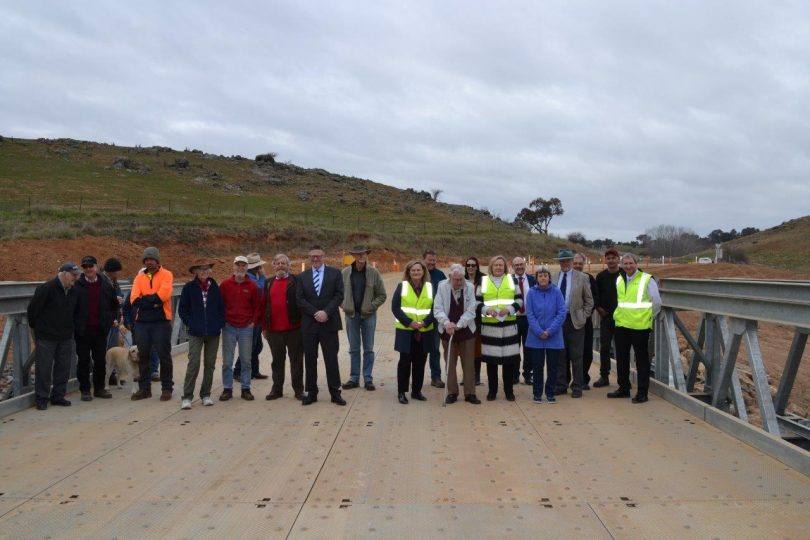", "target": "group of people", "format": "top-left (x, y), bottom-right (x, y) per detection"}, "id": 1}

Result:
top-left (27, 244), bottom-right (660, 411)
